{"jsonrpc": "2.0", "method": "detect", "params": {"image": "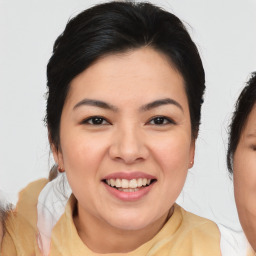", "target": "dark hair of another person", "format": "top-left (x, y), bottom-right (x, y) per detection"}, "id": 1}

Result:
top-left (227, 72), bottom-right (256, 175)
top-left (45, 1), bottom-right (205, 179)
